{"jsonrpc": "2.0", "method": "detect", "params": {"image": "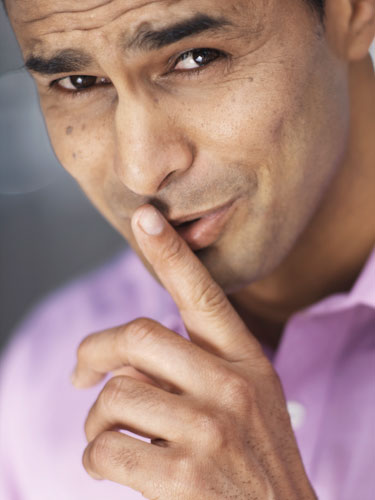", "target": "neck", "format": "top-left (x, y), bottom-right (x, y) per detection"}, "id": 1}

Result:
top-left (231, 54), bottom-right (375, 350)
